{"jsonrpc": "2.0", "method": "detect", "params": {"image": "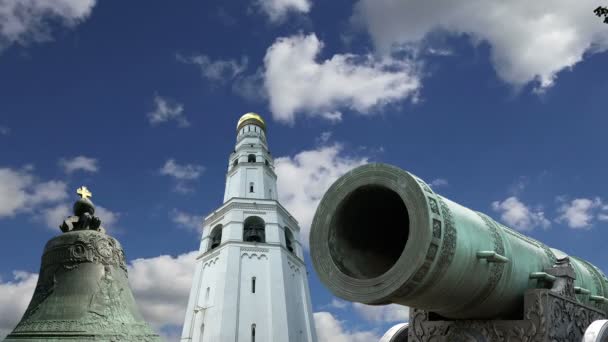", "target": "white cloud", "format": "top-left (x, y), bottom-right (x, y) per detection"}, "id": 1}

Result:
top-left (160, 159), bottom-right (204, 181)
top-left (231, 69), bottom-right (267, 102)
top-left (0, 0), bottom-right (96, 52)
top-left (320, 298), bottom-right (349, 311)
top-left (556, 197), bottom-right (603, 229)
top-left (177, 53), bottom-right (248, 82)
top-left (29, 180), bottom-right (68, 205)
top-left (0, 167), bottom-right (68, 218)
top-left (95, 205), bottom-right (119, 230)
top-left (429, 178), bottom-right (448, 187)
top-left (314, 312), bottom-right (379, 342)
top-left (173, 183), bottom-right (197, 194)
top-left (0, 125), bottom-right (9, 135)
top-left (508, 177), bottom-right (529, 196)
top-left (59, 155), bottom-right (99, 174)
top-left (147, 95), bottom-right (189, 128)
top-left (353, 0), bottom-right (608, 91)
top-left (352, 303), bottom-right (409, 323)
top-left (275, 144), bottom-right (368, 249)
top-left (159, 159), bottom-right (204, 194)
top-left (599, 205), bottom-right (608, 222)
top-left (321, 111), bottom-right (343, 123)
top-left (177, 54), bottom-right (264, 102)
top-left (0, 271), bottom-right (38, 340)
top-left (492, 196), bottom-right (550, 231)
top-left (330, 298), bottom-right (349, 310)
top-left (39, 203), bottom-right (70, 230)
top-left (255, 0), bottom-right (311, 23)
top-left (322, 298), bottom-right (409, 324)
top-left (0, 168), bottom-right (35, 217)
top-left (170, 209), bottom-right (202, 233)
top-left (315, 131), bottom-right (333, 145)
top-left (426, 47), bottom-right (452, 56)
top-left (263, 33), bottom-right (421, 123)
top-left (128, 251), bottom-right (198, 331)
top-left (0, 166), bottom-right (117, 230)
top-left (322, 296), bottom-right (409, 323)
